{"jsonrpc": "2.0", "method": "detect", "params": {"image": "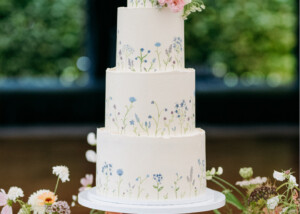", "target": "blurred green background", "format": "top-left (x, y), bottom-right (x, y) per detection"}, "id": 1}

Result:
top-left (186, 0), bottom-right (297, 88)
top-left (0, 0), bottom-right (297, 88)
